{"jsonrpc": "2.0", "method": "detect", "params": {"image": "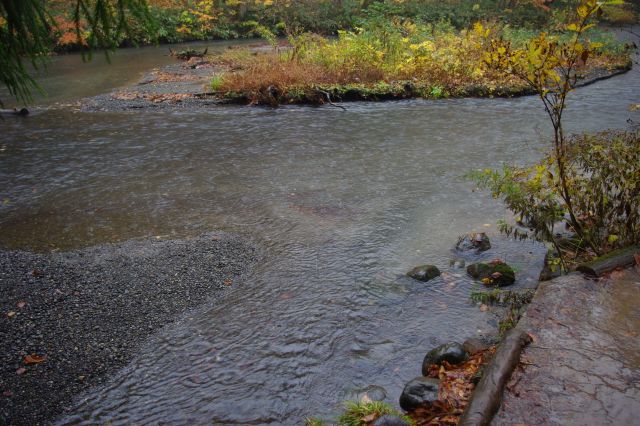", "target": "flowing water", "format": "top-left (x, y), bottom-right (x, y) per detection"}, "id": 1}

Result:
top-left (1, 38), bottom-right (639, 425)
